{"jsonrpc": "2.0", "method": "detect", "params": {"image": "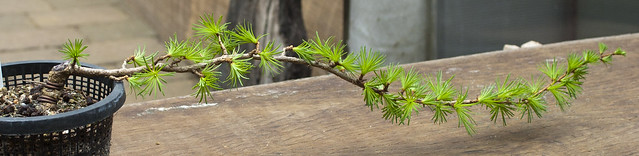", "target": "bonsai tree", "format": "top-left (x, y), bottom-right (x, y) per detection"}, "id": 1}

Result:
top-left (37, 14), bottom-right (626, 135)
